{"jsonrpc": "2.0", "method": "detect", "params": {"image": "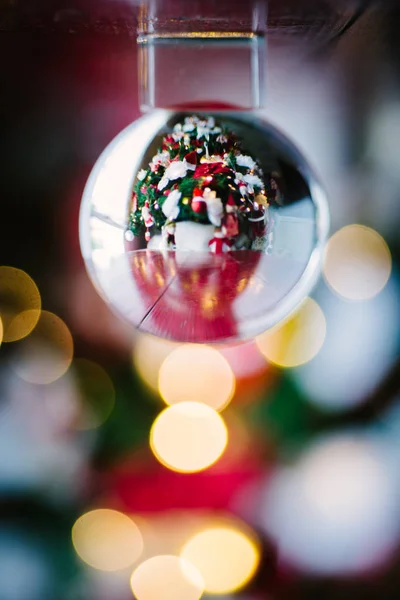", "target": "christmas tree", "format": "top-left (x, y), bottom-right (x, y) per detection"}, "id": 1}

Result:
top-left (127, 115), bottom-right (269, 253)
